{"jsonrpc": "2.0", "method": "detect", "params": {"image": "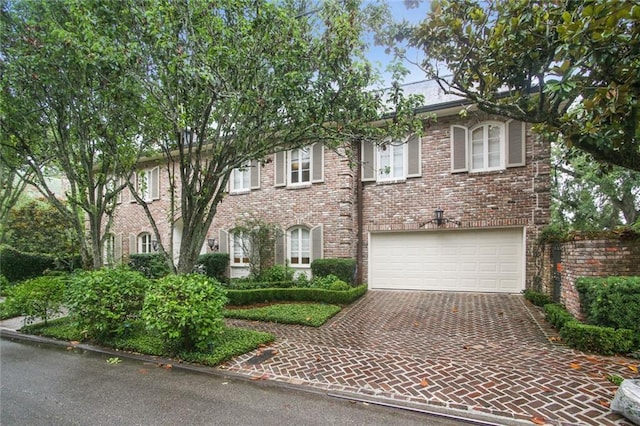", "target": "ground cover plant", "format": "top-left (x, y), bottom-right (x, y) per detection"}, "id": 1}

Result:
top-left (224, 303), bottom-right (341, 327)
